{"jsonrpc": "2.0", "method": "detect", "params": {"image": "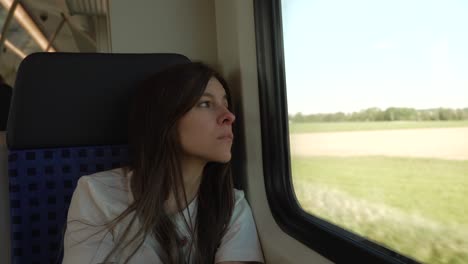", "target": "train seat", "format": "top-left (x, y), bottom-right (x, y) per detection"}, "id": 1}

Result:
top-left (6, 52), bottom-right (189, 264)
